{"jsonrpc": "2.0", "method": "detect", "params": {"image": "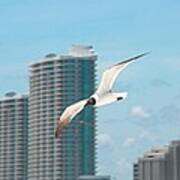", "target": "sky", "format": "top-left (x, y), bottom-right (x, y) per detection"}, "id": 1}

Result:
top-left (0, 0), bottom-right (180, 179)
